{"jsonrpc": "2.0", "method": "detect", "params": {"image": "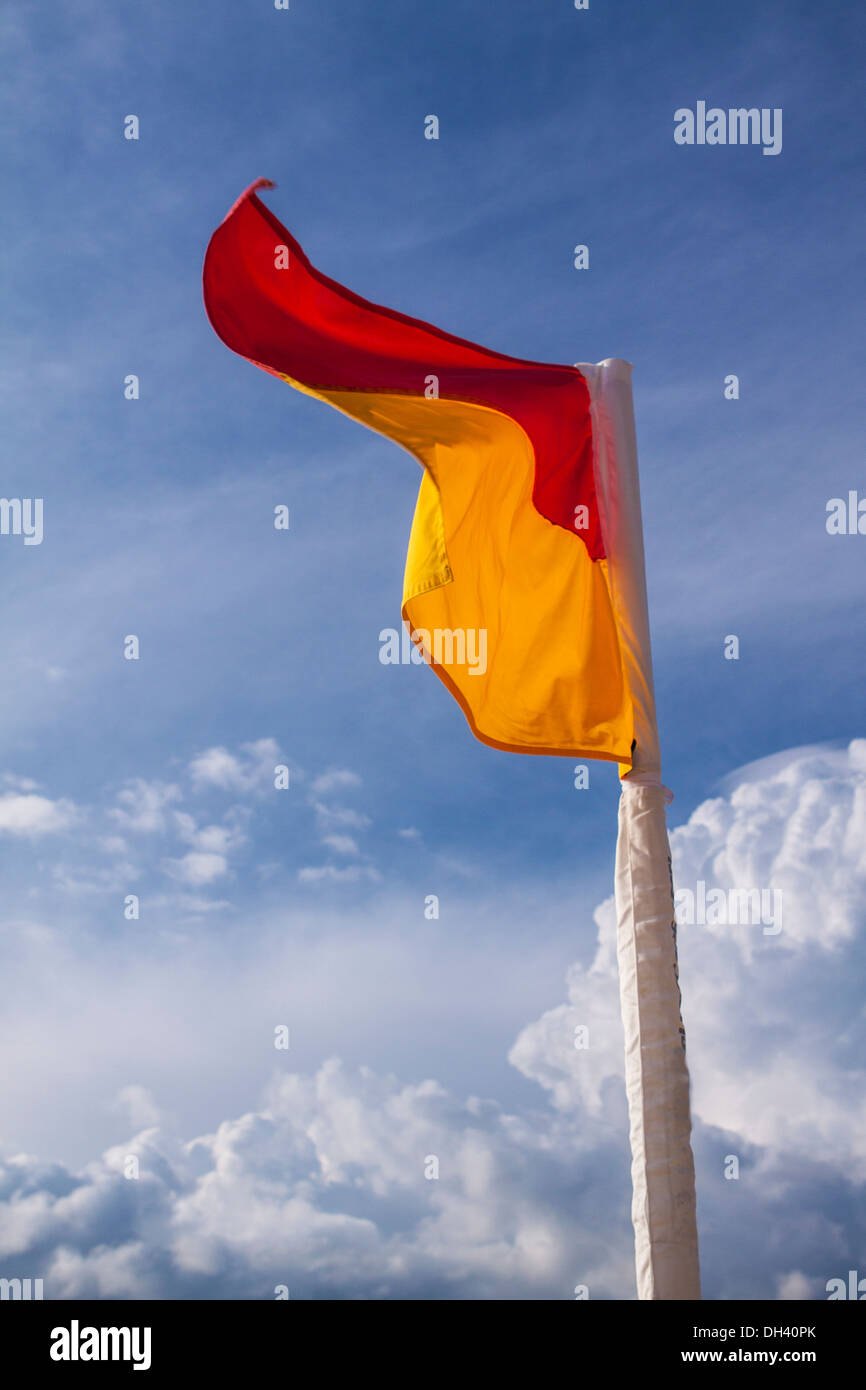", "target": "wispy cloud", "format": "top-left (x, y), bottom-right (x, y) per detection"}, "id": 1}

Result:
top-left (188, 740), bottom-right (282, 795)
